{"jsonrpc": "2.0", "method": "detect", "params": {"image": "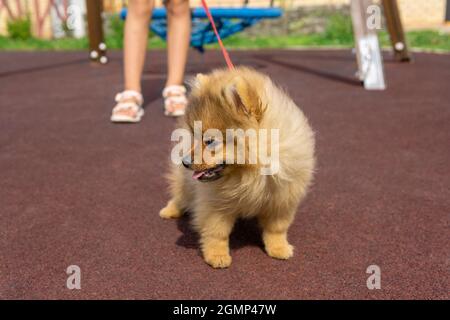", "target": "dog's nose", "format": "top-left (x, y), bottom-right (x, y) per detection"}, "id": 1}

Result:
top-left (182, 156), bottom-right (192, 169)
